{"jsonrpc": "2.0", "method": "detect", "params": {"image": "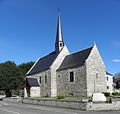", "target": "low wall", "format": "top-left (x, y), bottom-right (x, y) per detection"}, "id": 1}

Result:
top-left (3, 97), bottom-right (22, 103)
top-left (3, 98), bottom-right (120, 111)
top-left (23, 98), bottom-right (87, 110)
top-left (87, 102), bottom-right (120, 111)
